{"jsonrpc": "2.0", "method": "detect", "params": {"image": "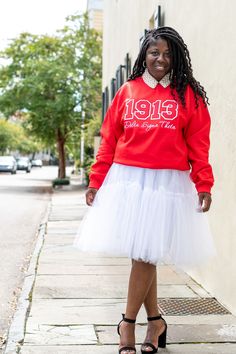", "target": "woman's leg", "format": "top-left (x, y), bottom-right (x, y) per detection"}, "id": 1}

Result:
top-left (119, 260), bottom-right (156, 353)
top-left (142, 268), bottom-right (166, 351)
top-left (130, 260), bottom-right (158, 317)
top-left (126, 260), bottom-right (157, 318)
top-left (143, 269), bottom-right (158, 316)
